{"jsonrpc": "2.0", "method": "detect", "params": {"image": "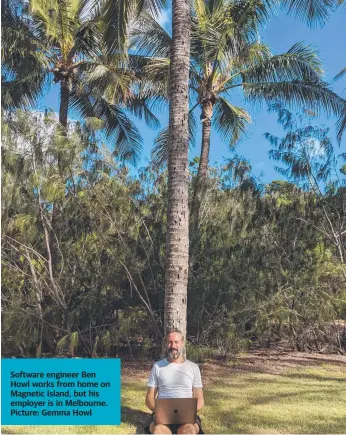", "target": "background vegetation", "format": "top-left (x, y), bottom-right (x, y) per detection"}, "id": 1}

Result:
top-left (2, 108), bottom-right (345, 358)
top-left (1, 0), bottom-right (346, 359)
